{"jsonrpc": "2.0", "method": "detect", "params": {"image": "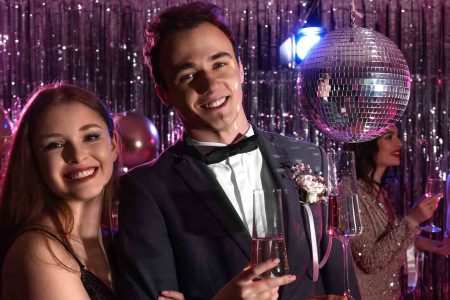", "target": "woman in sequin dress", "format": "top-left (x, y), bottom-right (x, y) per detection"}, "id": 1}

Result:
top-left (345, 125), bottom-right (450, 300)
